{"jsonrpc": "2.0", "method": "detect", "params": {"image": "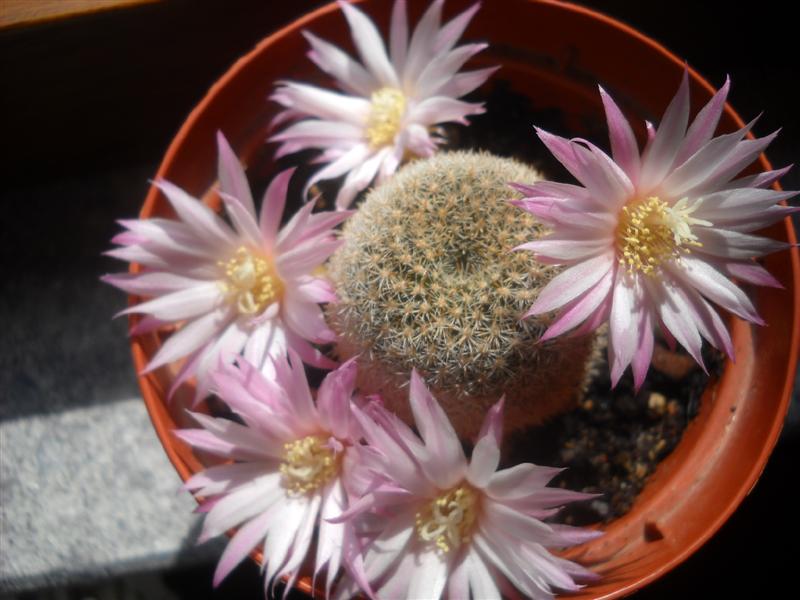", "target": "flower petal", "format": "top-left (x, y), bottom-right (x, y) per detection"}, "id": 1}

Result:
top-left (630, 307), bottom-right (654, 391)
top-left (389, 0), bottom-right (409, 71)
top-left (402, 0), bottom-right (444, 85)
top-left (640, 70), bottom-right (690, 191)
top-left (271, 82), bottom-right (371, 125)
top-left (303, 30), bottom-right (375, 96)
top-left (338, 0), bottom-right (399, 87)
top-left (539, 267), bottom-right (614, 341)
top-left (694, 227), bottom-right (789, 260)
top-left (144, 308), bottom-right (231, 372)
top-left (217, 131), bottom-right (256, 217)
top-left (212, 508), bottom-right (273, 587)
top-left (405, 551), bottom-right (449, 600)
top-left (468, 403), bottom-right (503, 488)
top-left (258, 169), bottom-right (295, 251)
top-left (722, 260), bottom-right (783, 288)
top-left (408, 370), bottom-right (467, 488)
top-left (525, 251), bottom-right (614, 315)
top-left (154, 180), bottom-right (234, 249)
top-left (487, 463), bottom-right (564, 500)
top-left (599, 85), bottom-right (641, 184)
top-left (407, 95), bottom-right (484, 126)
top-left (674, 75), bottom-right (730, 165)
top-left (662, 118), bottom-right (755, 197)
top-left (673, 256), bottom-right (764, 324)
top-left (465, 549), bottom-right (502, 600)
